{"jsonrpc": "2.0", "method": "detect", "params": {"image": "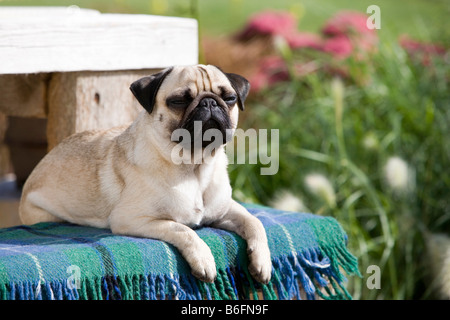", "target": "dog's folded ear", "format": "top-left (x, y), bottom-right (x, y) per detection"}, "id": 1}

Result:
top-left (130, 67), bottom-right (173, 113)
top-left (223, 72), bottom-right (250, 111)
